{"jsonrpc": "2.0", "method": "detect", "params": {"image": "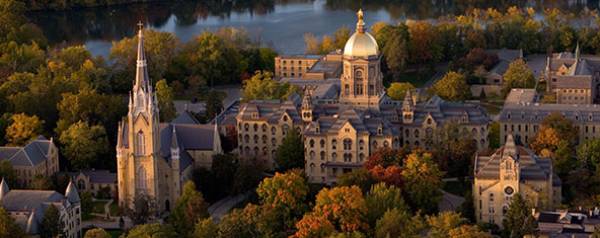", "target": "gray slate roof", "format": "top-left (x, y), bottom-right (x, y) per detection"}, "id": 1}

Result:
top-left (404, 96), bottom-right (489, 127)
top-left (0, 136), bottom-right (54, 167)
top-left (474, 142), bottom-right (554, 181)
